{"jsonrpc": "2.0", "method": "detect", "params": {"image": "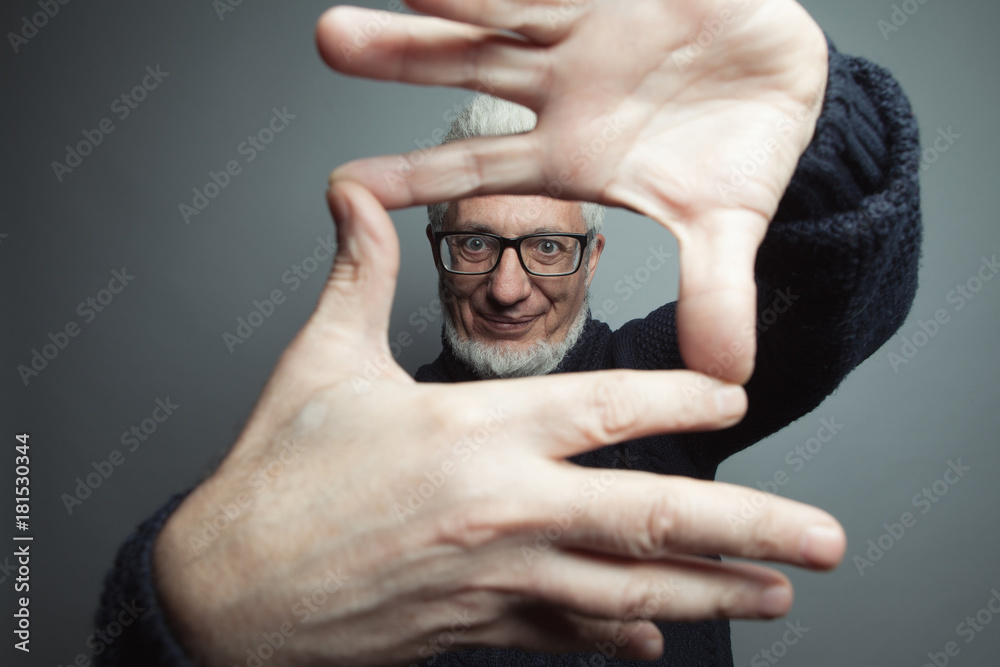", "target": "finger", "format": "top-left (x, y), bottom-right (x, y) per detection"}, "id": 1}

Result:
top-left (403, 0), bottom-right (586, 44)
top-left (505, 549), bottom-right (795, 623)
top-left (305, 179), bottom-right (401, 340)
top-left (673, 211), bottom-right (768, 384)
top-left (444, 369), bottom-right (748, 461)
top-left (530, 468), bottom-right (846, 570)
top-left (330, 134), bottom-right (543, 209)
top-left (317, 7), bottom-right (548, 107)
top-left (471, 605), bottom-right (664, 661)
